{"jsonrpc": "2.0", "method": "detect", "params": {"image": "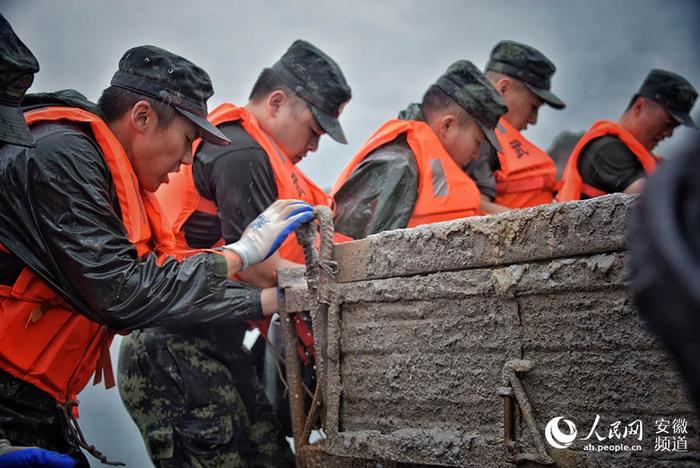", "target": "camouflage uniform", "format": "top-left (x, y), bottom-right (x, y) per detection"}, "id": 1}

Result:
top-left (397, 102), bottom-right (424, 121)
top-left (119, 39), bottom-right (353, 468)
top-left (119, 328), bottom-right (294, 468)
